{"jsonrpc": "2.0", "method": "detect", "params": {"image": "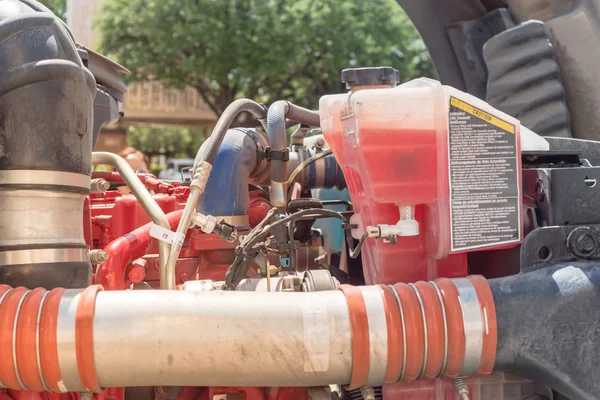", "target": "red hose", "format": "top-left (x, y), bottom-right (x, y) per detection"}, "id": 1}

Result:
top-left (95, 210), bottom-right (184, 290)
